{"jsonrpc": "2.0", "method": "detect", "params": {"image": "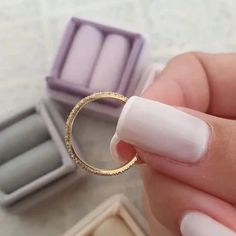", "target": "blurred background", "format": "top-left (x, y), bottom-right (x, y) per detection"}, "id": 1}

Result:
top-left (0, 0), bottom-right (236, 235)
